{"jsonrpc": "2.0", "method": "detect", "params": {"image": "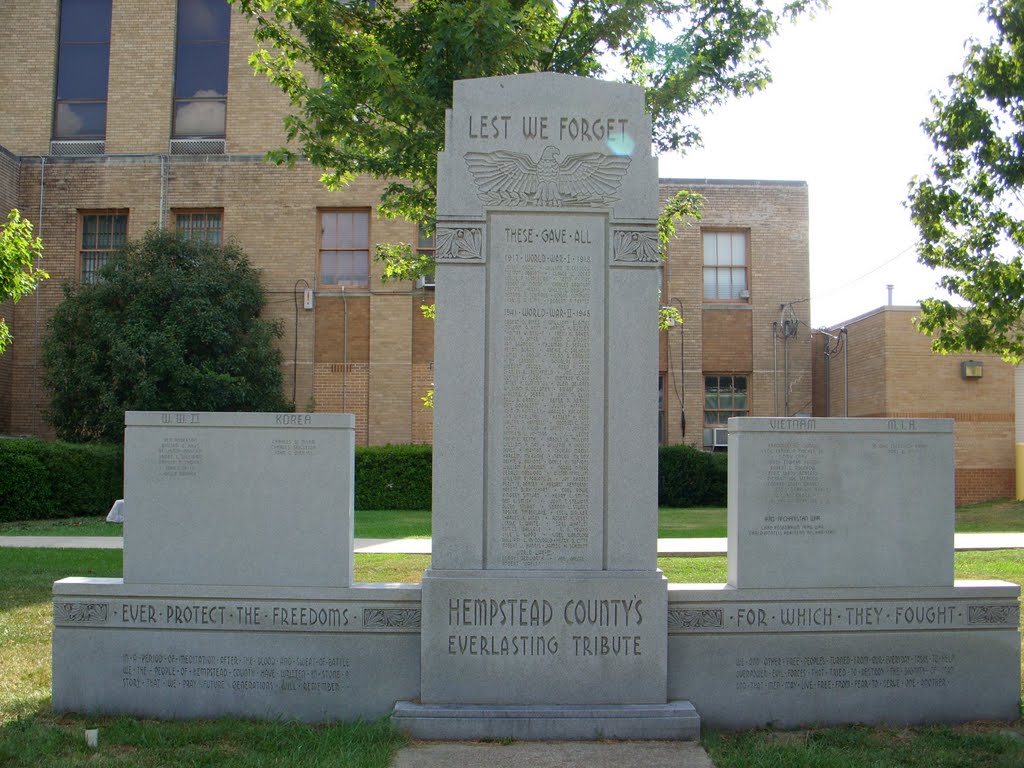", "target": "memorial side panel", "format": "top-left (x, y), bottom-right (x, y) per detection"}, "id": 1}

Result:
top-left (486, 212), bottom-right (605, 571)
top-left (124, 413), bottom-right (354, 587)
top-left (728, 418), bottom-right (954, 589)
